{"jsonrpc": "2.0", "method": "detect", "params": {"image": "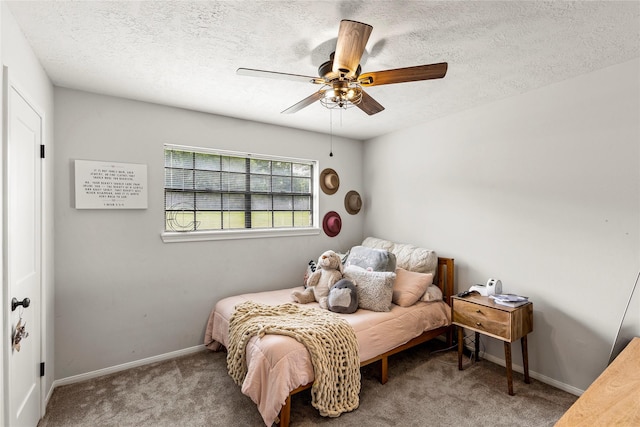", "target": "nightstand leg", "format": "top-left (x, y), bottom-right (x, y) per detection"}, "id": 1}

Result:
top-left (457, 326), bottom-right (464, 370)
top-left (474, 332), bottom-right (480, 361)
top-left (504, 342), bottom-right (514, 395)
top-left (521, 335), bottom-right (530, 384)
